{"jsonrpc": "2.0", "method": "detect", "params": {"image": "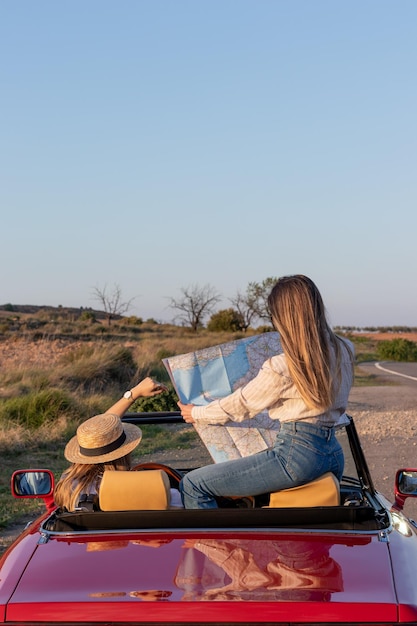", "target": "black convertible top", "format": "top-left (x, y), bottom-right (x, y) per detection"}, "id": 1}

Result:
top-left (44, 505), bottom-right (387, 534)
